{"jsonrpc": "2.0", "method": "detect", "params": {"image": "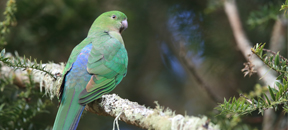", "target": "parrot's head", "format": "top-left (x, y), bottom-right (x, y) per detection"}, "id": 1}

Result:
top-left (91, 11), bottom-right (128, 34)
